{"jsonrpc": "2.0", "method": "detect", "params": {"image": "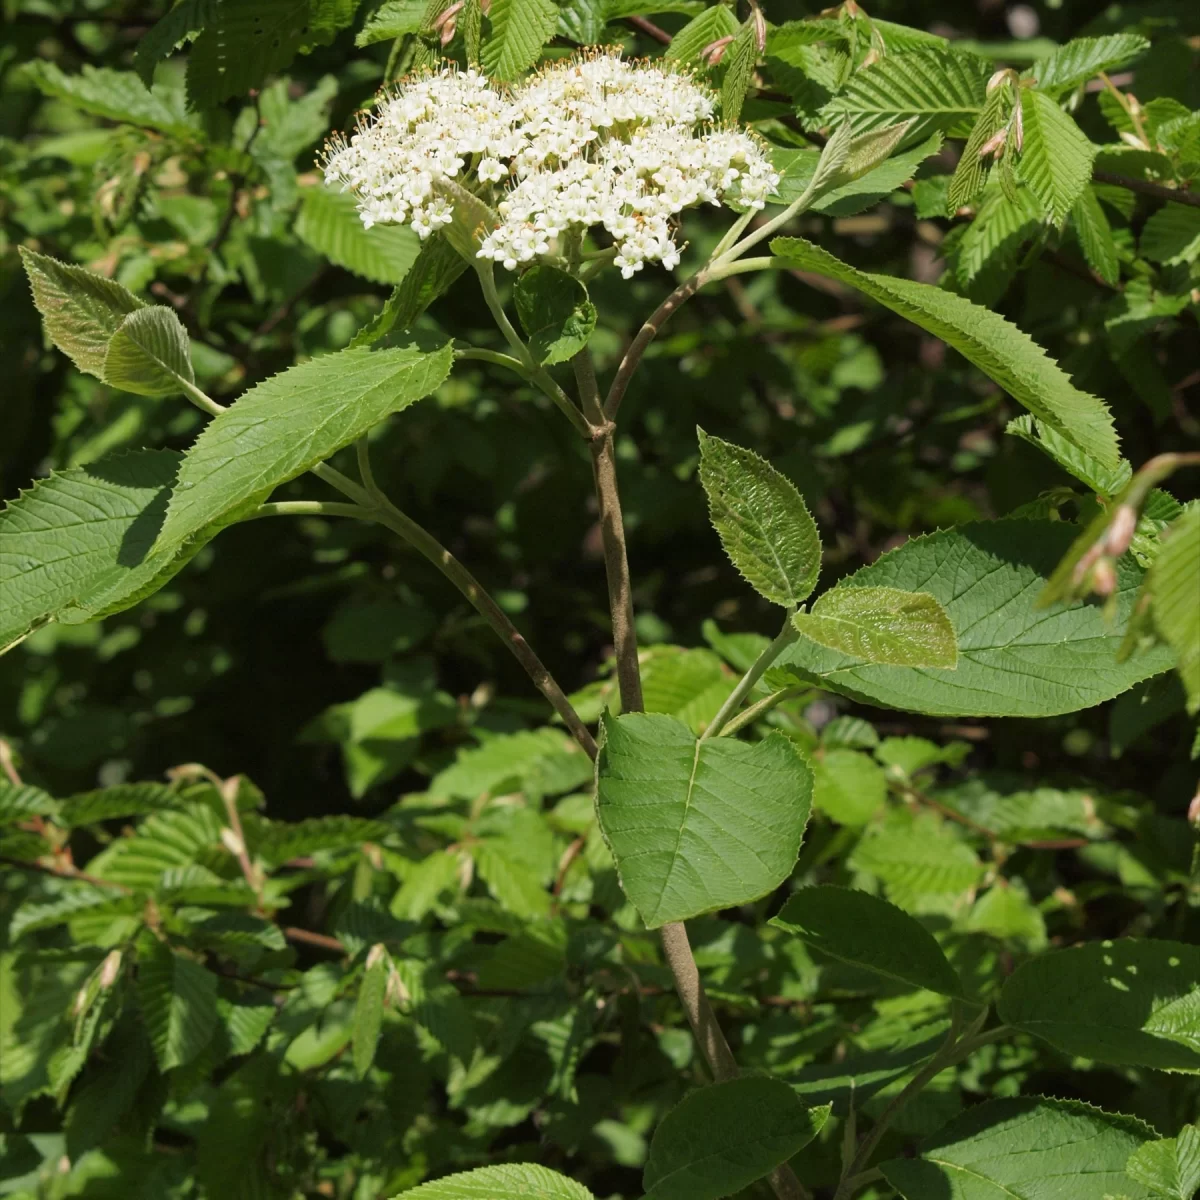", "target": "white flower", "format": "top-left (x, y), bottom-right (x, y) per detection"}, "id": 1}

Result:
top-left (322, 52), bottom-right (780, 278)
